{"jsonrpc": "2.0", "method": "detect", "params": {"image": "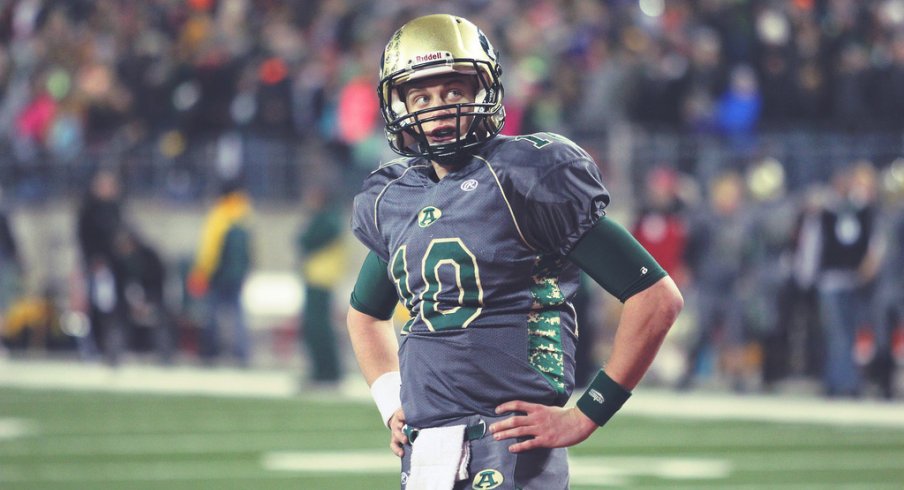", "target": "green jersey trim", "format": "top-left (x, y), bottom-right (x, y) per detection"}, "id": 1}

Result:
top-left (527, 254), bottom-right (567, 394)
